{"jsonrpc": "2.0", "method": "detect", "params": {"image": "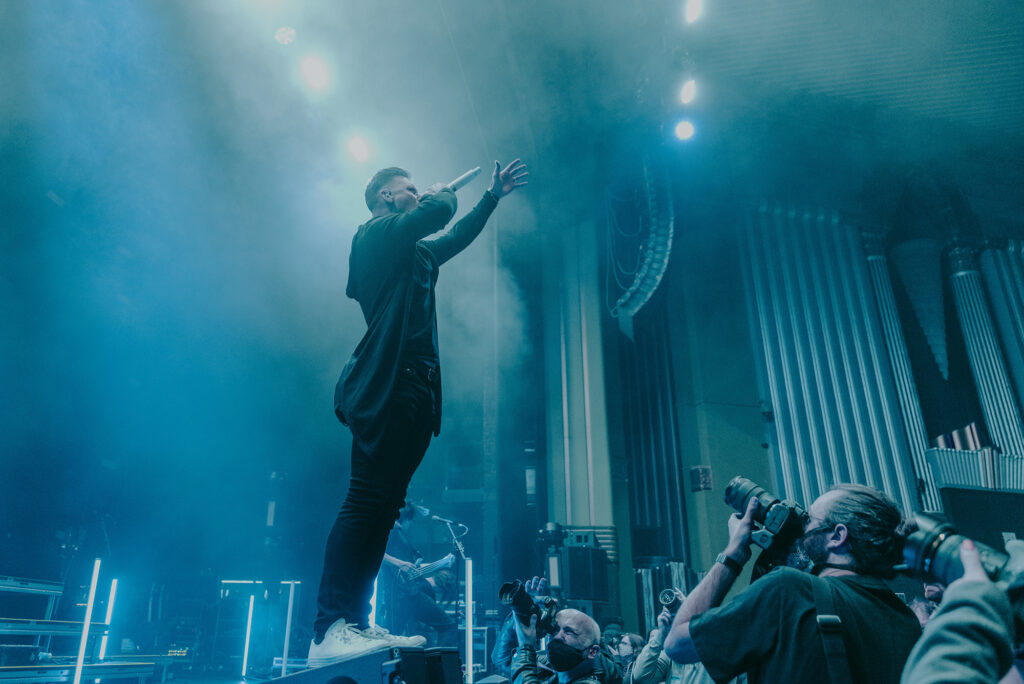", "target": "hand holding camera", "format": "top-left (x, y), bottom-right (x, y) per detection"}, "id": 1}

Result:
top-left (499, 578), bottom-right (559, 637)
top-left (724, 476), bottom-right (809, 579)
top-left (656, 607), bottom-right (673, 641)
top-left (514, 613), bottom-right (539, 649)
top-left (725, 496), bottom-right (758, 564)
